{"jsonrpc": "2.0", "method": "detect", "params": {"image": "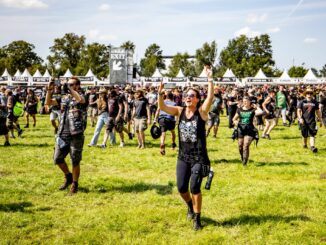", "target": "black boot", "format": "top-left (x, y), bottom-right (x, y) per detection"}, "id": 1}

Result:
top-left (193, 213), bottom-right (202, 231)
top-left (186, 200), bottom-right (194, 220)
top-left (59, 173), bottom-right (73, 190)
